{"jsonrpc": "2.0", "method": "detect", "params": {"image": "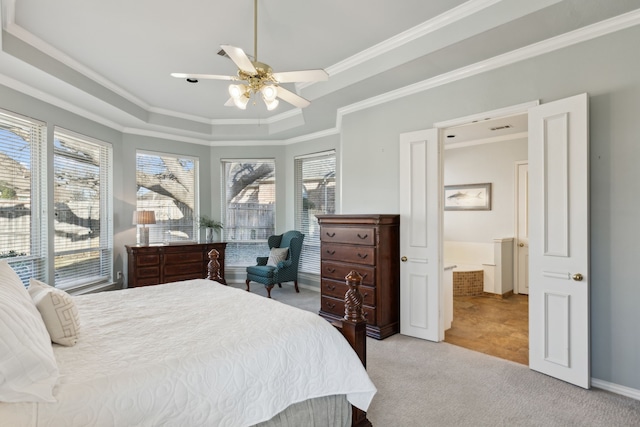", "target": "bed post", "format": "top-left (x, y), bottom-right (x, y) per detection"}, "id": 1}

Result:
top-left (336, 270), bottom-right (372, 427)
top-left (206, 249), bottom-right (226, 284)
